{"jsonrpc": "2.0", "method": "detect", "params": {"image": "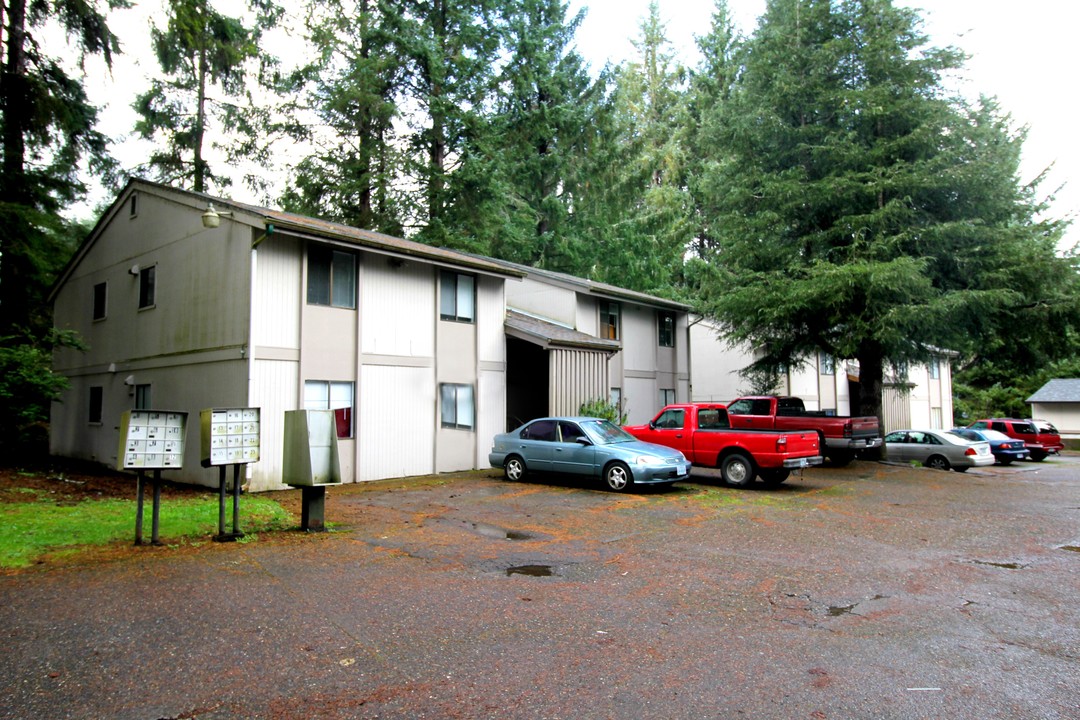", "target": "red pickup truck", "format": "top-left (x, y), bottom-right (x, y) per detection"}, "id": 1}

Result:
top-left (969, 418), bottom-right (1064, 461)
top-left (624, 404), bottom-right (822, 487)
top-left (726, 396), bottom-right (882, 465)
